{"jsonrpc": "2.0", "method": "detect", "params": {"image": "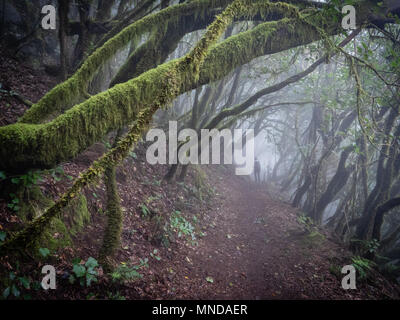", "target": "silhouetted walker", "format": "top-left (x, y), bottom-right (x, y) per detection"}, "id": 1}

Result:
top-left (254, 158), bottom-right (261, 183)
